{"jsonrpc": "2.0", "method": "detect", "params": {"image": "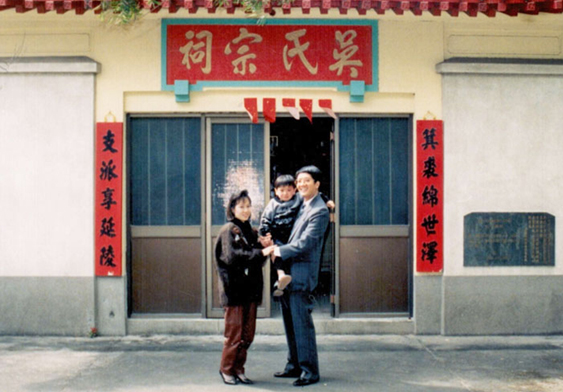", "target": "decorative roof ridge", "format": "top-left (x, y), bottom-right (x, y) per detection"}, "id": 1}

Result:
top-left (0, 0), bottom-right (562, 17)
